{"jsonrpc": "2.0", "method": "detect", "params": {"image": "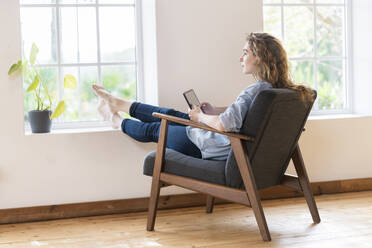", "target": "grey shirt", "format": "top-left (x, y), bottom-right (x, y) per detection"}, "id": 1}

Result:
top-left (186, 80), bottom-right (272, 160)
